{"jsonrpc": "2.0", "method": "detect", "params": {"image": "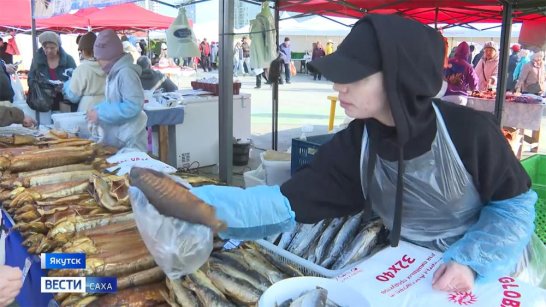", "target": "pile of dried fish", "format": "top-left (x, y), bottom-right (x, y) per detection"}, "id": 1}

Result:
top-left (165, 243), bottom-right (304, 306)
top-left (278, 287), bottom-right (341, 307)
top-left (265, 213), bottom-right (389, 270)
